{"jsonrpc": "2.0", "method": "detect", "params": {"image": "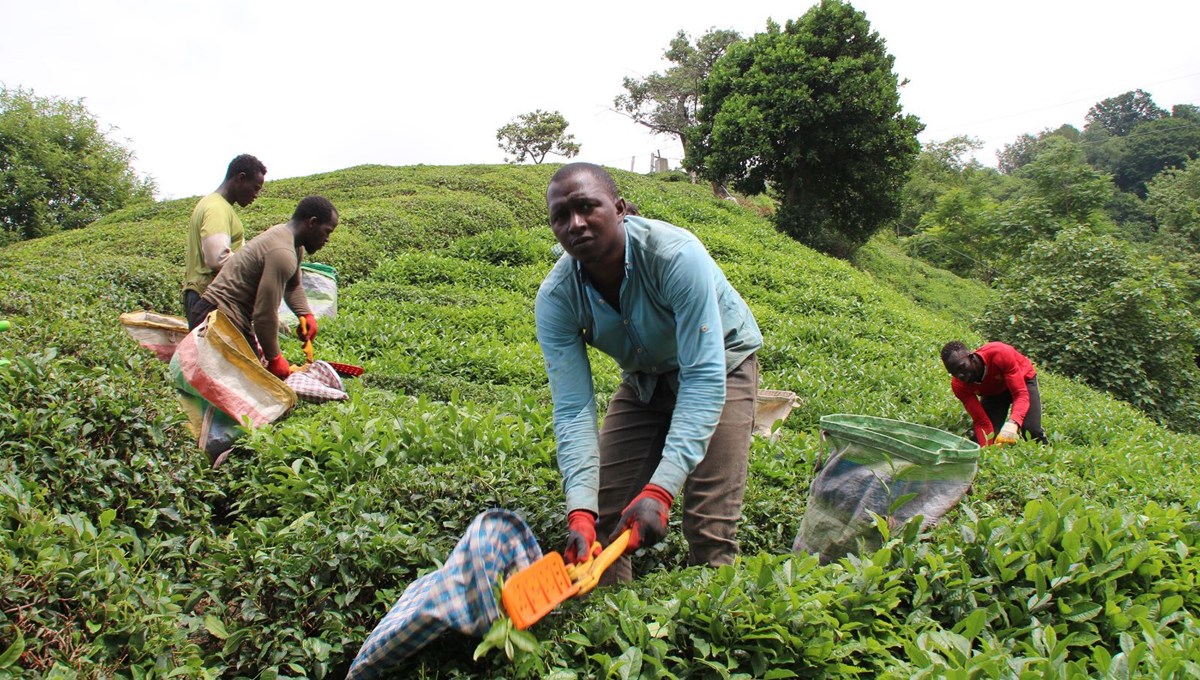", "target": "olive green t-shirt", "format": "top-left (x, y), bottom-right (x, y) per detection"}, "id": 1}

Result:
top-left (201, 223), bottom-right (310, 360)
top-left (183, 193), bottom-right (245, 295)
